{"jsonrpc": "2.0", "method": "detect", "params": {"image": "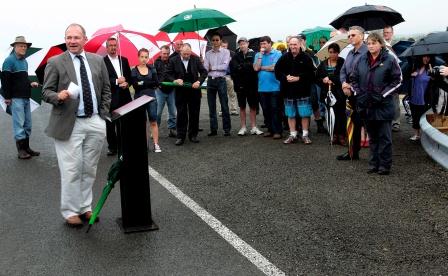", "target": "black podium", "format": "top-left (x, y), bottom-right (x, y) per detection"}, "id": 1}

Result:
top-left (112, 95), bottom-right (159, 233)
